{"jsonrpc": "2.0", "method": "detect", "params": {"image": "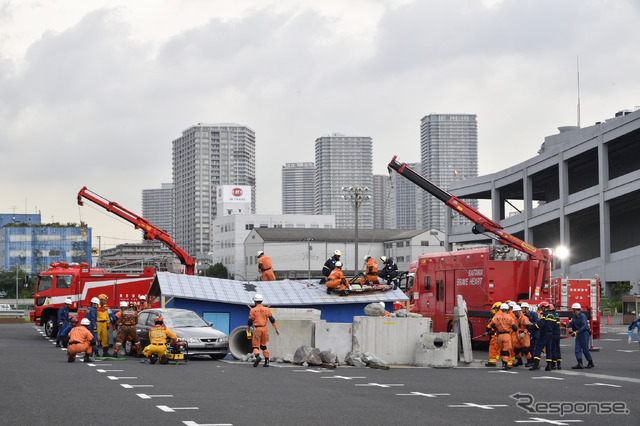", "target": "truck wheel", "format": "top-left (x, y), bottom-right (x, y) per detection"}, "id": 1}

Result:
top-left (44, 316), bottom-right (58, 338)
